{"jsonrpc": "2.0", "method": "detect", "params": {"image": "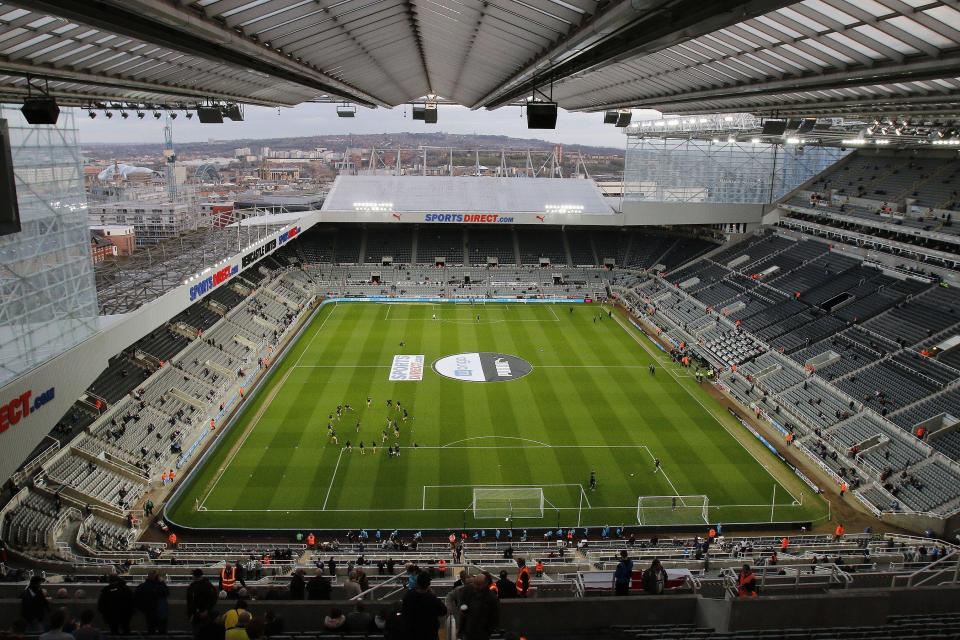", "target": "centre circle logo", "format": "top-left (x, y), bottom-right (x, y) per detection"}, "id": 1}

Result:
top-left (432, 352), bottom-right (533, 383)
